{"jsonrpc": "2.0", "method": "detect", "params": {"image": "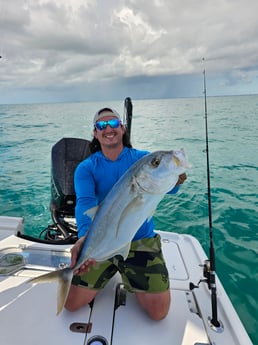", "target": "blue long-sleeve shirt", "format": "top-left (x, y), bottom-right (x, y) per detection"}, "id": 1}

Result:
top-left (74, 147), bottom-right (179, 239)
